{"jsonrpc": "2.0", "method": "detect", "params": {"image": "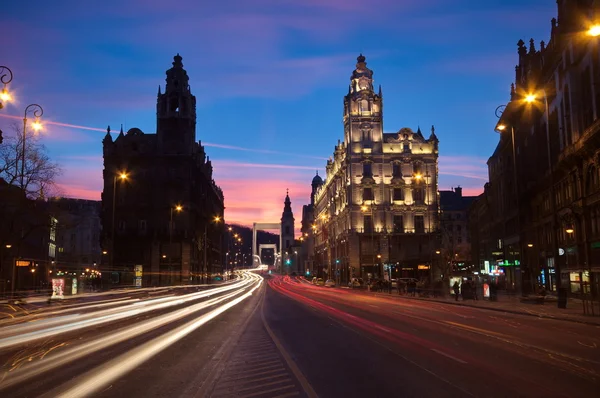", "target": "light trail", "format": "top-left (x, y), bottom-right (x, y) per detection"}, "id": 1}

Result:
top-left (0, 277), bottom-right (259, 391)
top-left (46, 272), bottom-right (263, 398)
top-left (0, 274), bottom-right (256, 349)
